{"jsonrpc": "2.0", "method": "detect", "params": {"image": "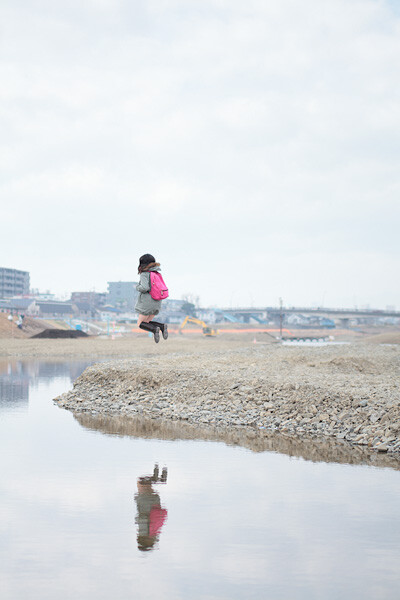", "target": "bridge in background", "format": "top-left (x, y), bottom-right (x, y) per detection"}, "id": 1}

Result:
top-left (217, 306), bottom-right (400, 324)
